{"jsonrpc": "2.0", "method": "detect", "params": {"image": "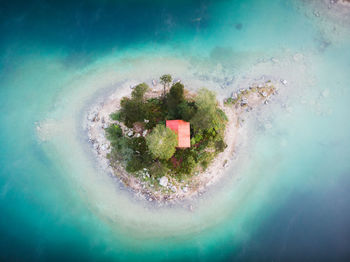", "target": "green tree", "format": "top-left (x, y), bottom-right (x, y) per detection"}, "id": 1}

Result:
top-left (131, 82), bottom-right (149, 101)
top-left (191, 88), bottom-right (218, 131)
top-left (146, 124), bottom-right (177, 160)
top-left (178, 101), bottom-right (197, 121)
top-left (167, 82), bottom-right (185, 118)
top-left (119, 83), bottom-right (149, 127)
top-left (160, 74), bottom-right (172, 97)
